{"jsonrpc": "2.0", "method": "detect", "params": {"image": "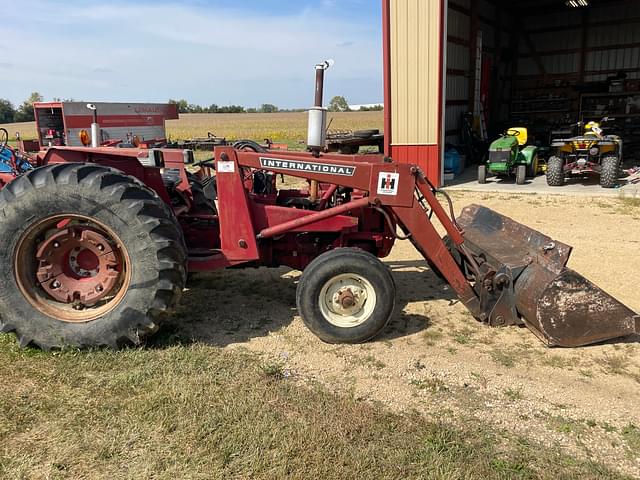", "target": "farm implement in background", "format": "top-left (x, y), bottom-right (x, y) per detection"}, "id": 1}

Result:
top-left (0, 65), bottom-right (637, 351)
